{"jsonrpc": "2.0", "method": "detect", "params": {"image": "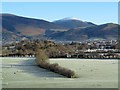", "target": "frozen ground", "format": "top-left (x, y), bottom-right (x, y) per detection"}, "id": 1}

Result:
top-left (2, 57), bottom-right (118, 88)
